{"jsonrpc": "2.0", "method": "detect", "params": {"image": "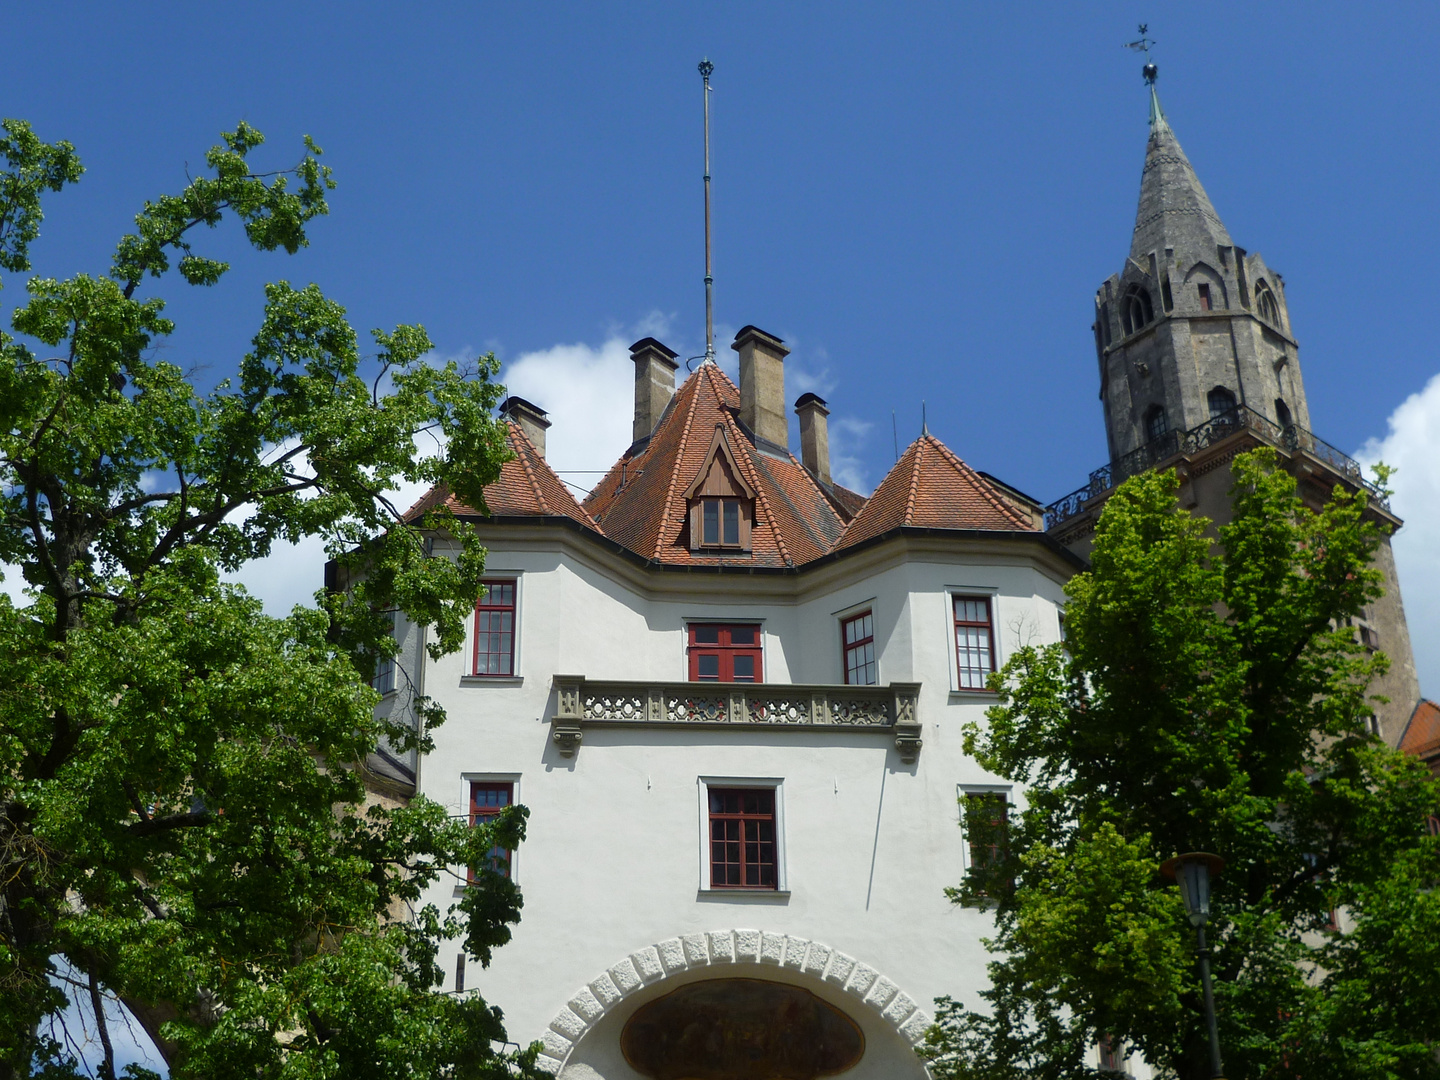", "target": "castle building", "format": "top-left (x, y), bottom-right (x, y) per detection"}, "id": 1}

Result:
top-left (388, 327), bottom-right (1073, 1077)
top-left (370, 70), bottom-right (1420, 1079)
